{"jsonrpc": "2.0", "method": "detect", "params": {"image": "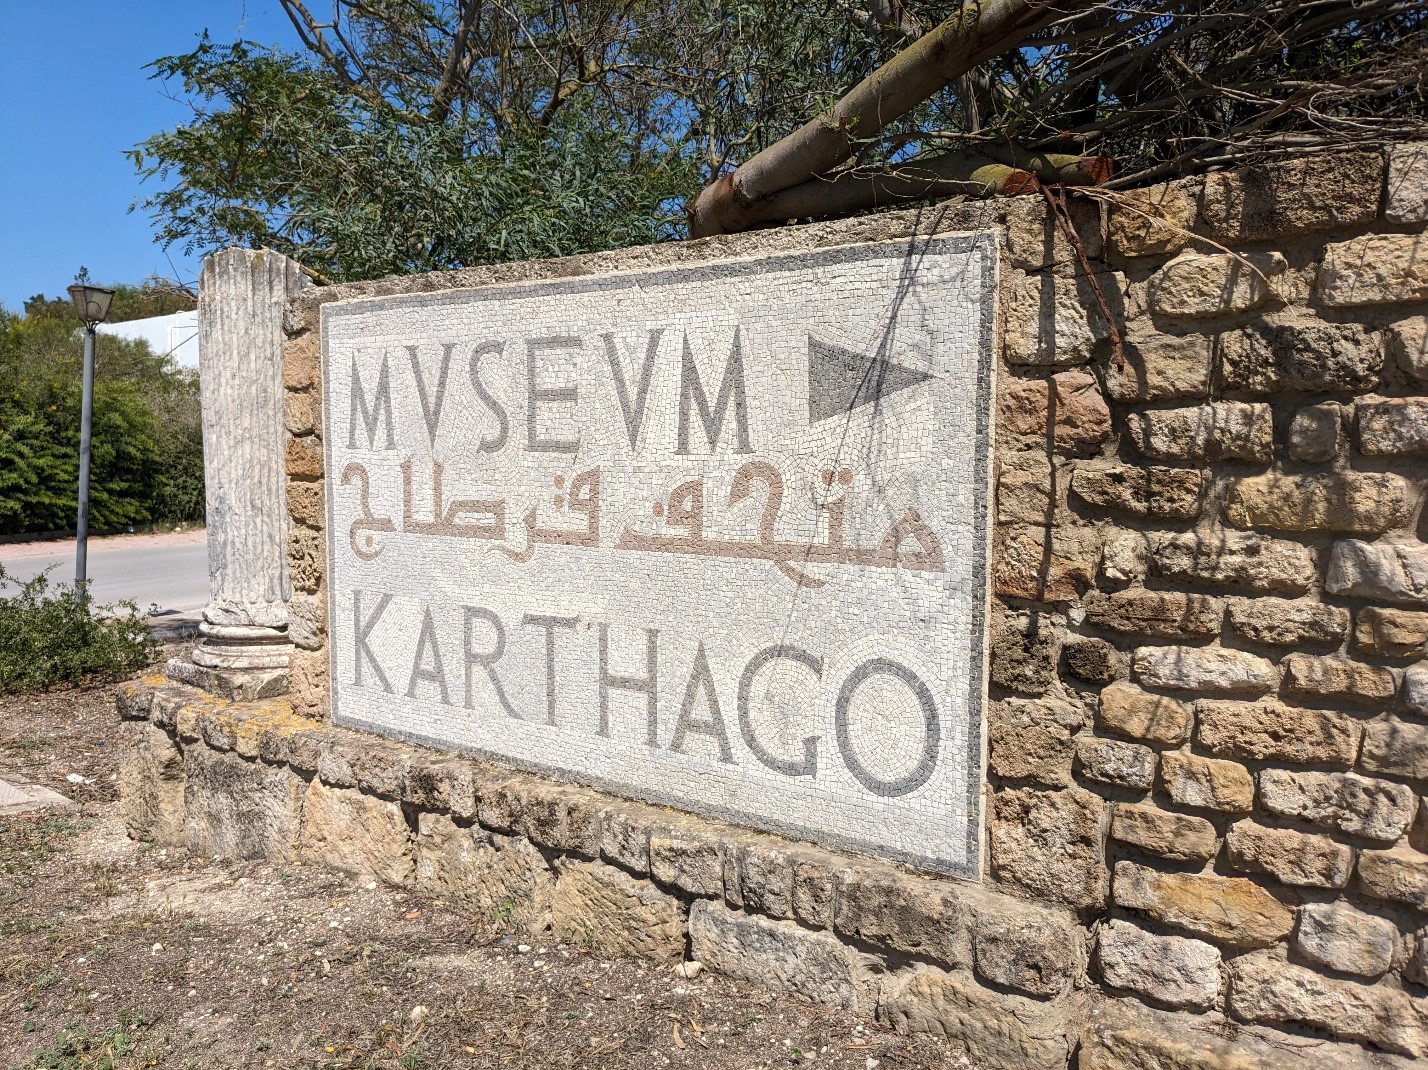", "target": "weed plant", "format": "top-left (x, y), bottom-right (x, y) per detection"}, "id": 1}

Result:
top-left (0, 564), bottom-right (154, 692)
